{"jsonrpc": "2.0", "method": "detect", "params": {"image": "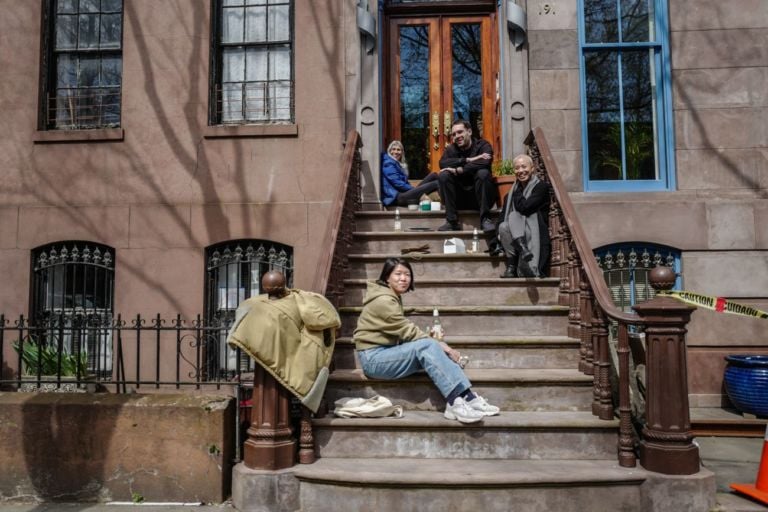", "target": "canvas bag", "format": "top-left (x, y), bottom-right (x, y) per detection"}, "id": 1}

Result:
top-left (333, 395), bottom-right (404, 418)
